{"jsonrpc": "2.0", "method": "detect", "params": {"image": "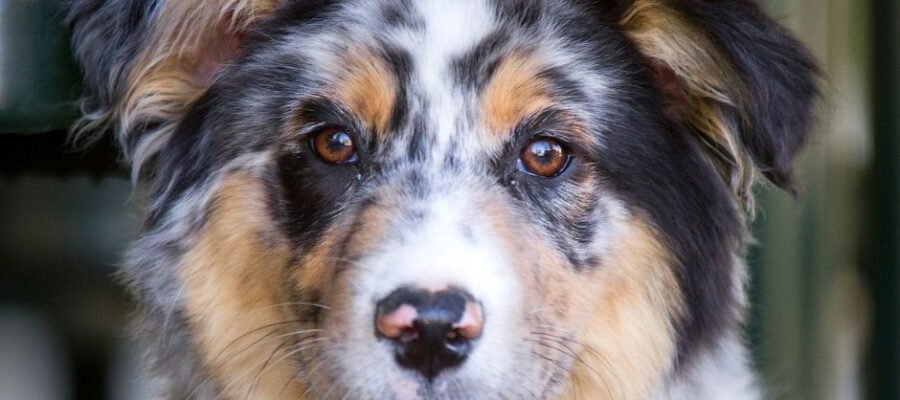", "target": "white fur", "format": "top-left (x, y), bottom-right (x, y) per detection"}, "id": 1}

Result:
top-left (411, 0), bottom-right (495, 158)
top-left (336, 184), bottom-right (526, 398)
top-left (656, 334), bottom-right (761, 400)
